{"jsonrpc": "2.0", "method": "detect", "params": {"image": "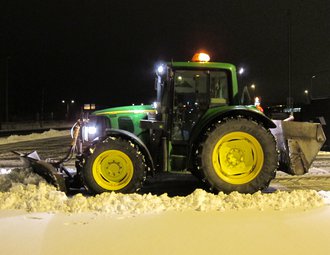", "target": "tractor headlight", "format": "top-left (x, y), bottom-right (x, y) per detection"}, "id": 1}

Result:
top-left (87, 126), bottom-right (97, 135)
top-left (157, 65), bottom-right (165, 75)
top-left (156, 63), bottom-right (166, 76)
top-left (82, 125), bottom-right (98, 142)
top-left (82, 116), bottom-right (110, 142)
